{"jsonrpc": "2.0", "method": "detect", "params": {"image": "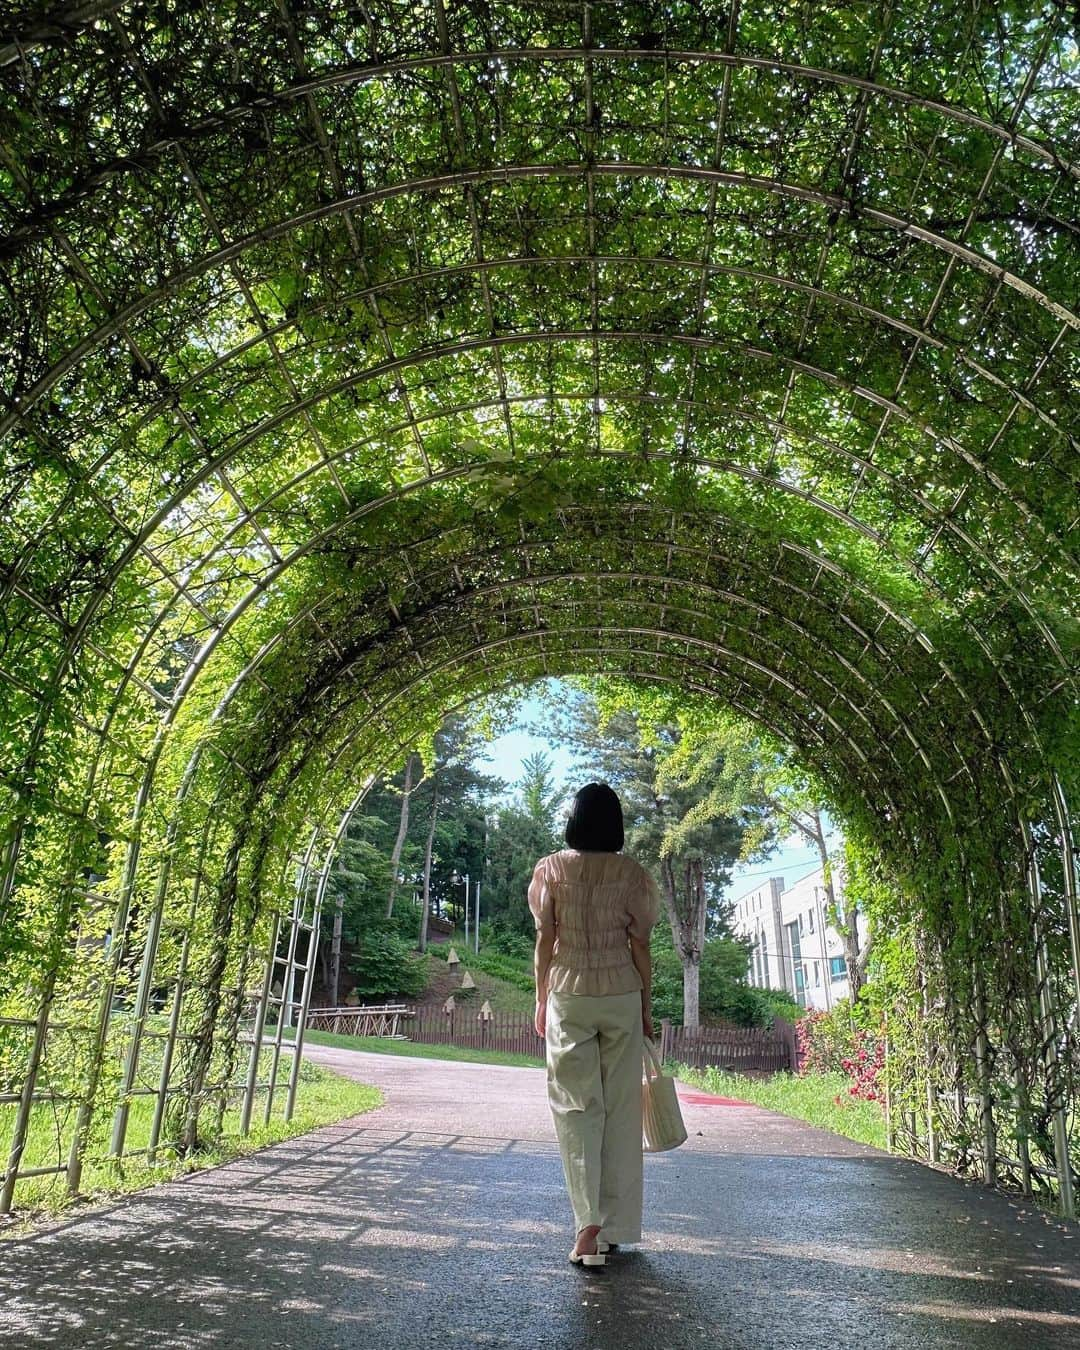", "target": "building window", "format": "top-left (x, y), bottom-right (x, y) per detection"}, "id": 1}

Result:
top-left (808, 909), bottom-right (815, 933)
top-left (830, 955), bottom-right (847, 981)
top-left (813, 961), bottom-right (821, 986)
